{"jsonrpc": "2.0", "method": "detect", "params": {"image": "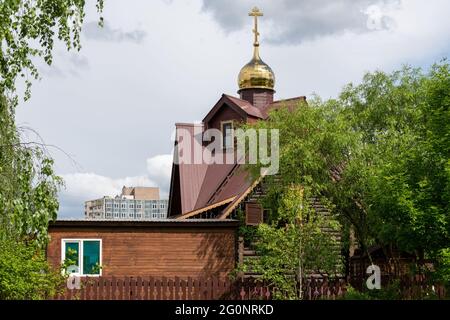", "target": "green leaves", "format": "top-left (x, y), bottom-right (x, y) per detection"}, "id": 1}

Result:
top-left (0, 0), bottom-right (104, 299)
top-left (0, 239), bottom-right (64, 300)
top-left (244, 61), bottom-right (450, 282)
top-left (0, 0), bottom-right (104, 103)
top-left (240, 186), bottom-right (342, 300)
